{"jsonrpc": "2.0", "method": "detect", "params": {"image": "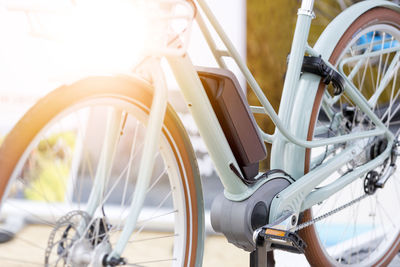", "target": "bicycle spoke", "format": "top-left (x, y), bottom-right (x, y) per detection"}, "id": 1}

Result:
top-left (127, 258), bottom-right (177, 266)
top-left (128, 233), bottom-right (178, 243)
